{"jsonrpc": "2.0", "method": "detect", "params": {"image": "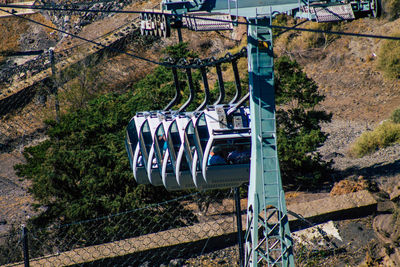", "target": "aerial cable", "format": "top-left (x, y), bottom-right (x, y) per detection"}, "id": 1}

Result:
top-left (0, 6), bottom-right (249, 71)
top-left (57, 18), bottom-right (138, 54)
top-left (3, 3), bottom-right (400, 41)
top-left (0, 7), bottom-right (163, 66)
top-left (273, 19), bottom-right (308, 38)
top-left (56, 2), bottom-right (160, 54)
top-left (178, 14), bottom-right (400, 41)
top-left (0, 3), bottom-right (143, 14)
